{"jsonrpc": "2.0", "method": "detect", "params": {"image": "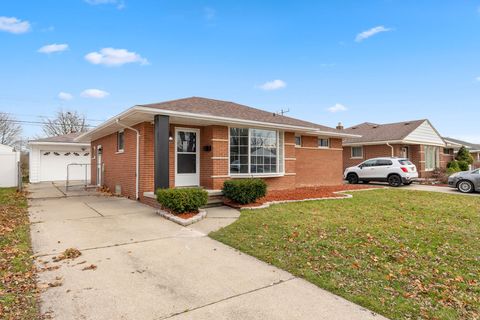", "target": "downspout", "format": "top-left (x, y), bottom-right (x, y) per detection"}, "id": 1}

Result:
top-left (386, 142), bottom-right (394, 157)
top-left (116, 119), bottom-right (140, 200)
